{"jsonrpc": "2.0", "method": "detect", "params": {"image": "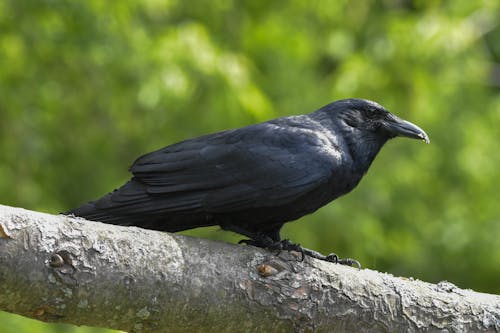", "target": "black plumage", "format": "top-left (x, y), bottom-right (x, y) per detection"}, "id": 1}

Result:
top-left (66, 98), bottom-right (429, 265)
